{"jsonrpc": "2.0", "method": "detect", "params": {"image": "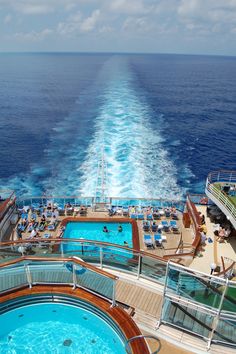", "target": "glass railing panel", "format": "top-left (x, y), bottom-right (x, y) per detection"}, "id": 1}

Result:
top-left (221, 281), bottom-right (236, 313)
top-left (166, 264), bottom-right (227, 310)
top-left (0, 264), bottom-right (28, 292)
top-left (140, 255), bottom-right (166, 284)
top-left (74, 263), bottom-right (114, 300)
top-left (61, 242), bottom-right (101, 264)
top-left (162, 298), bottom-right (213, 339)
top-left (102, 247), bottom-right (138, 274)
top-left (213, 316), bottom-right (236, 346)
top-left (0, 245), bottom-right (23, 262)
top-left (29, 261), bottom-right (73, 284)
